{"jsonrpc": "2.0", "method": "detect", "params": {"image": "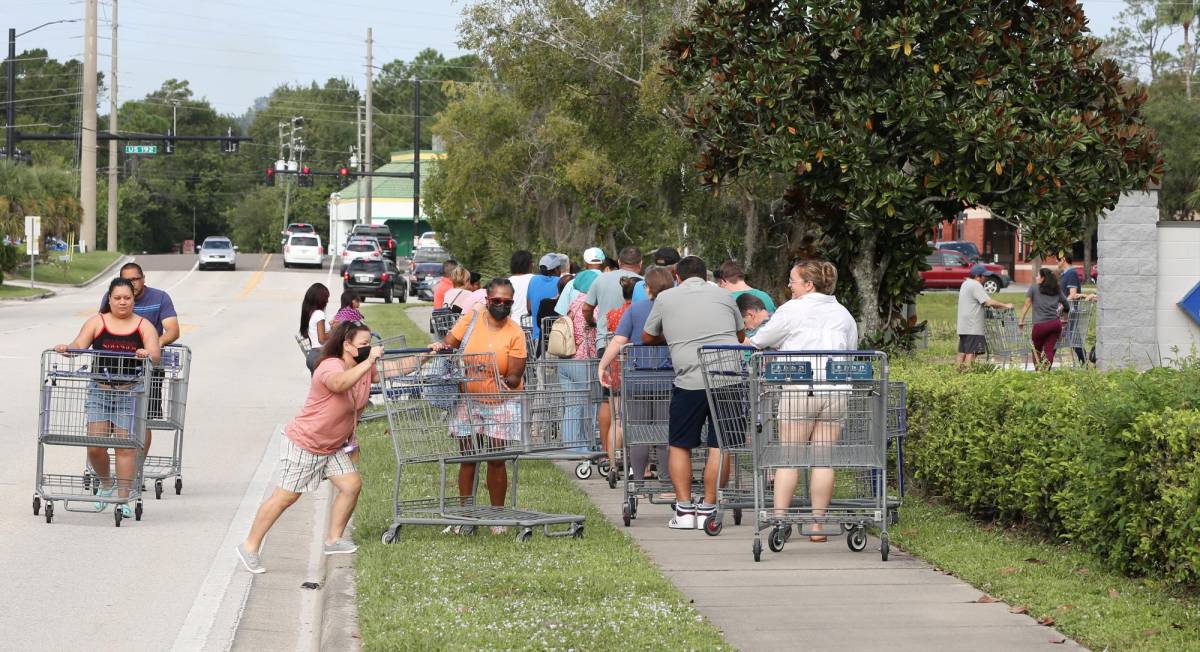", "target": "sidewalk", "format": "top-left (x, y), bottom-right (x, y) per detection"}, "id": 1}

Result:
top-left (570, 470), bottom-right (1082, 651)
